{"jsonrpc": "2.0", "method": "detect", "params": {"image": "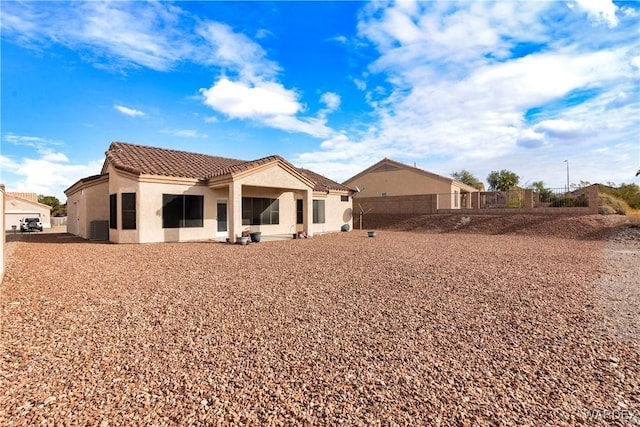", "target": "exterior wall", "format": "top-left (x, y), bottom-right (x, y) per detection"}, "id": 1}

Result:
top-left (354, 186), bottom-right (599, 219)
top-left (1, 184), bottom-right (5, 283)
top-left (312, 193), bottom-right (353, 234)
top-left (136, 180), bottom-right (216, 244)
top-left (66, 179), bottom-right (109, 239)
top-left (4, 197), bottom-right (52, 230)
top-left (73, 163), bottom-right (353, 244)
top-left (349, 169), bottom-right (454, 198)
